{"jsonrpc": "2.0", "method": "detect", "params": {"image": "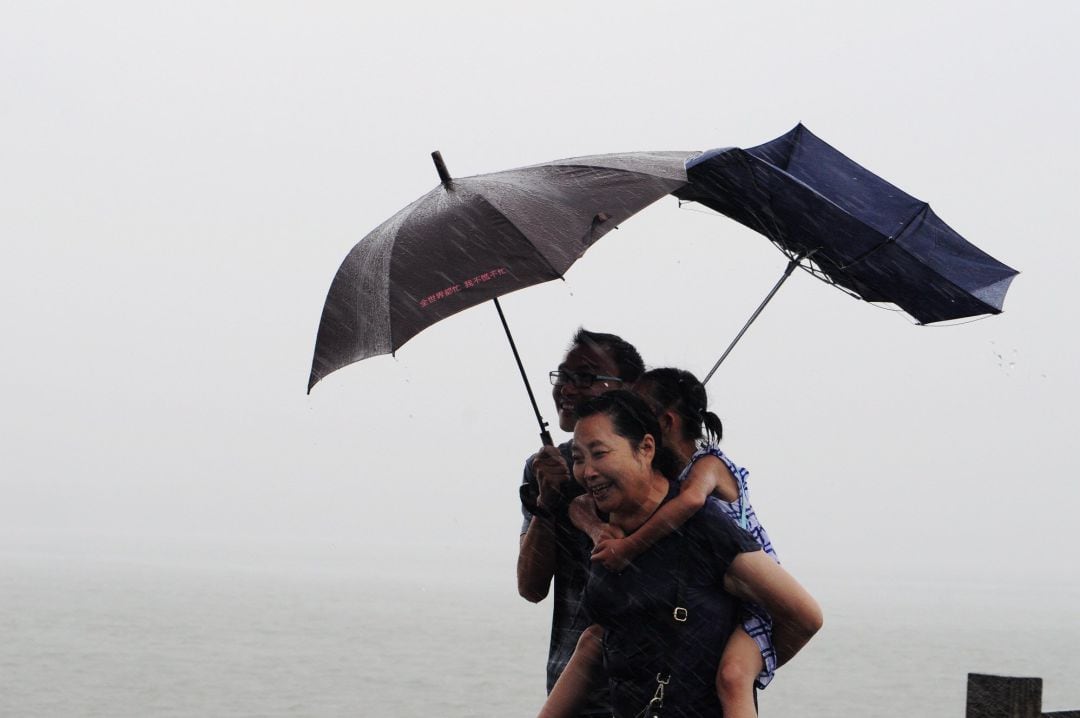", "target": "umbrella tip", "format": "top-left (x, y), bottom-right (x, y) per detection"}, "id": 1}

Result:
top-left (431, 151), bottom-right (452, 184)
